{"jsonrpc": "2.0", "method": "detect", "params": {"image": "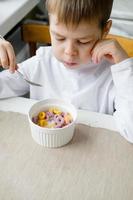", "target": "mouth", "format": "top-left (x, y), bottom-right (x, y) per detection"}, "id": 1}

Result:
top-left (63, 61), bottom-right (78, 68)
